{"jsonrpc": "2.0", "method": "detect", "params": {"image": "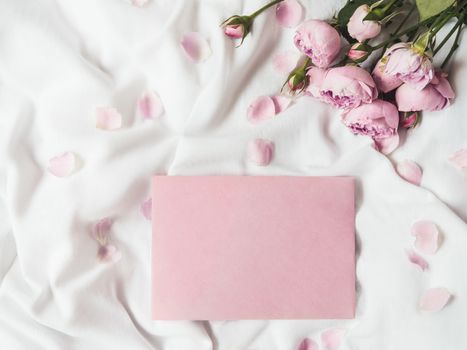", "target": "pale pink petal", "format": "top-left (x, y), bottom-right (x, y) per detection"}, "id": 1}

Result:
top-left (131, 0), bottom-right (149, 7)
top-left (271, 95), bottom-right (292, 114)
top-left (406, 249), bottom-right (429, 271)
top-left (138, 91), bottom-right (164, 119)
top-left (247, 96), bottom-right (276, 123)
top-left (374, 133), bottom-right (399, 155)
top-left (91, 217), bottom-right (113, 246)
top-left (48, 152), bottom-right (76, 177)
top-left (276, 0), bottom-right (304, 28)
top-left (298, 338), bottom-right (319, 350)
top-left (419, 287), bottom-right (452, 312)
top-left (96, 107), bottom-right (122, 130)
top-left (247, 139), bottom-right (274, 166)
top-left (272, 51), bottom-right (301, 74)
top-left (140, 198), bottom-right (152, 220)
top-left (396, 160), bottom-right (423, 186)
top-left (321, 329), bottom-right (346, 350)
top-left (98, 244), bottom-right (122, 263)
top-left (180, 32), bottom-right (212, 63)
top-left (449, 149), bottom-right (467, 170)
top-left (411, 221), bottom-right (440, 255)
